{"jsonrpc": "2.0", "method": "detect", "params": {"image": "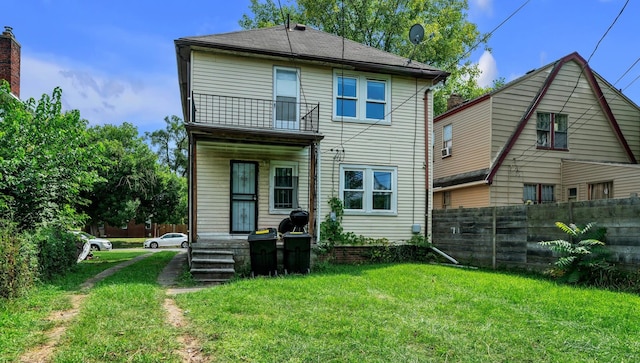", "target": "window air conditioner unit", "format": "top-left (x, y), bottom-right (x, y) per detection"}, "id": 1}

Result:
top-left (441, 146), bottom-right (452, 158)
